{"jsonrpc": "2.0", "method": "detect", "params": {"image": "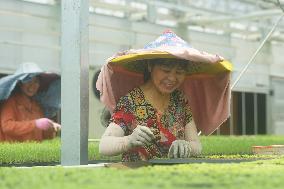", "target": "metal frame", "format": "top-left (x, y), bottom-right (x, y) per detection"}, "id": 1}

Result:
top-left (254, 93), bottom-right (258, 135)
top-left (86, 0), bottom-right (284, 42)
top-left (241, 92), bottom-right (246, 135)
top-left (19, 0), bottom-right (284, 42)
top-left (229, 96), bottom-right (234, 135)
top-left (228, 91), bottom-right (267, 136)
